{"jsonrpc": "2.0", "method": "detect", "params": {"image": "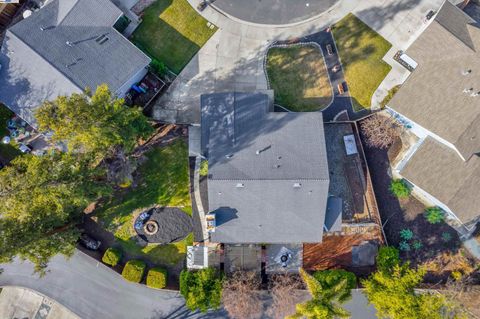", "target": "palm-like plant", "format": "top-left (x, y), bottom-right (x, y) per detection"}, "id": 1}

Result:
top-left (287, 268), bottom-right (350, 319)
